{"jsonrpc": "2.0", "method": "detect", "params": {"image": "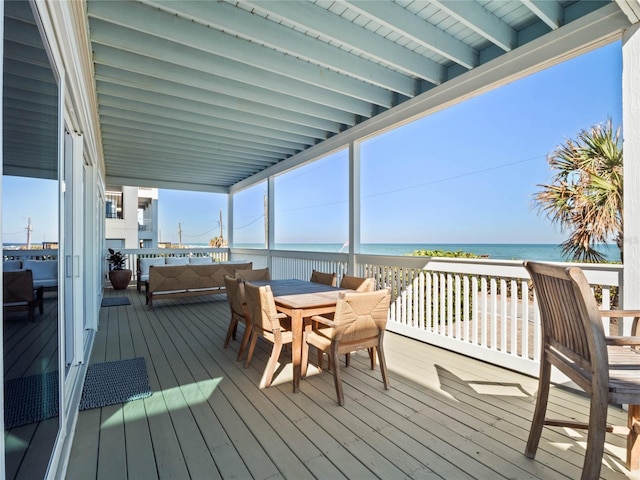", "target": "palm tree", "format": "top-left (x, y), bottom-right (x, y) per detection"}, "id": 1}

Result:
top-left (533, 119), bottom-right (623, 263)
